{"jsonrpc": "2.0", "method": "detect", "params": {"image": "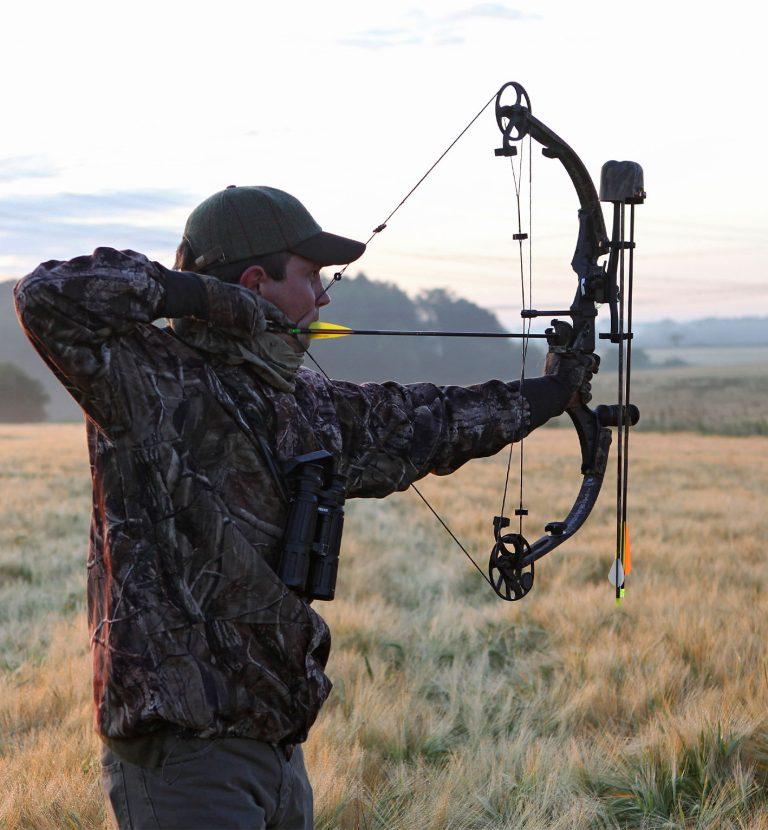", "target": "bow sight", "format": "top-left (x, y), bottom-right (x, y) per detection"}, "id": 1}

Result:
top-left (488, 82), bottom-right (645, 602)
